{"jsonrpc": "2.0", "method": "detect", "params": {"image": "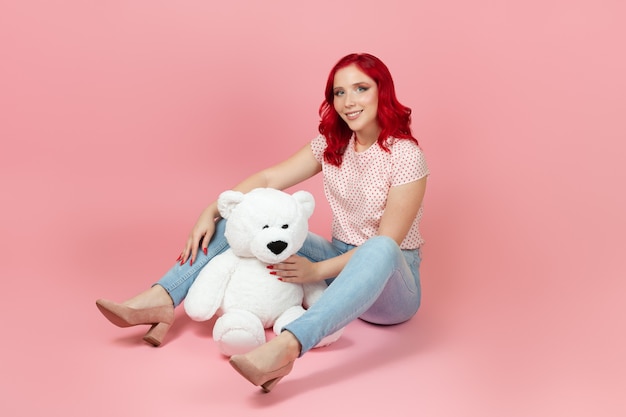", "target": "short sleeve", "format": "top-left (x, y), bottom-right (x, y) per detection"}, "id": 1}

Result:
top-left (310, 134), bottom-right (326, 163)
top-left (390, 140), bottom-right (429, 186)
